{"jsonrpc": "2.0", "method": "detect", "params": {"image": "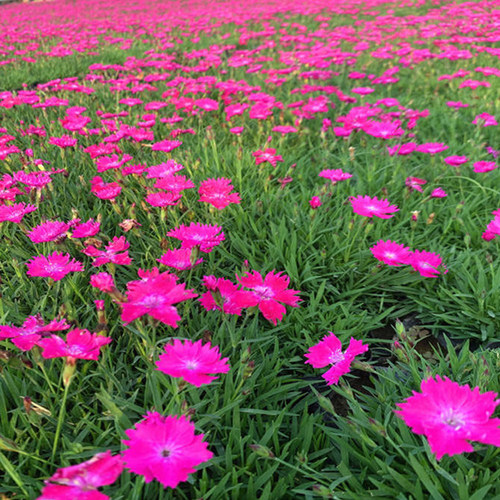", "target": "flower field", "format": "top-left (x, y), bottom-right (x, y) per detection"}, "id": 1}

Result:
top-left (0, 0), bottom-right (499, 497)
